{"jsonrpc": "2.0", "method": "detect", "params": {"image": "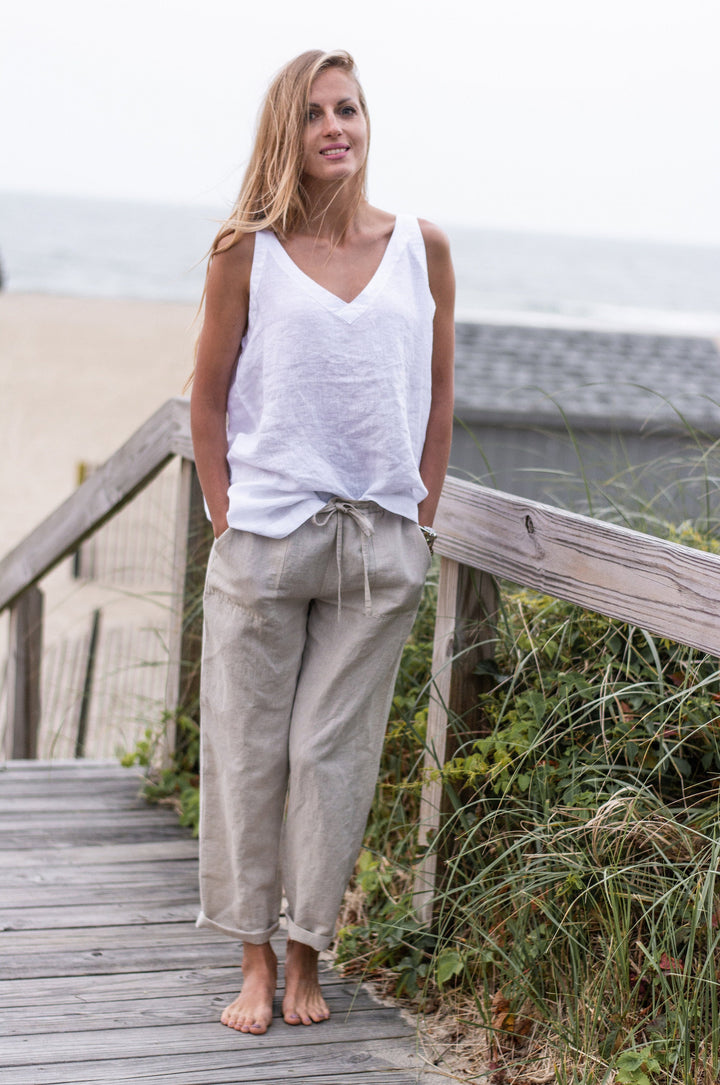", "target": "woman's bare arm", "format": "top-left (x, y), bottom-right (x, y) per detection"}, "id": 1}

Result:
top-left (417, 220), bottom-right (455, 528)
top-left (190, 234), bottom-right (254, 538)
